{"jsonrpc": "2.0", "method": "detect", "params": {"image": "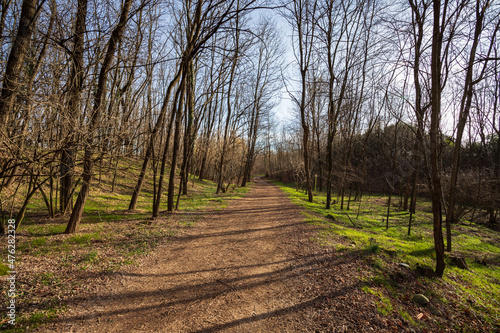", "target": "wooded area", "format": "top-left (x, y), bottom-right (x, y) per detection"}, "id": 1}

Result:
top-left (0, 0), bottom-right (284, 230)
top-left (0, 0), bottom-right (499, 288)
